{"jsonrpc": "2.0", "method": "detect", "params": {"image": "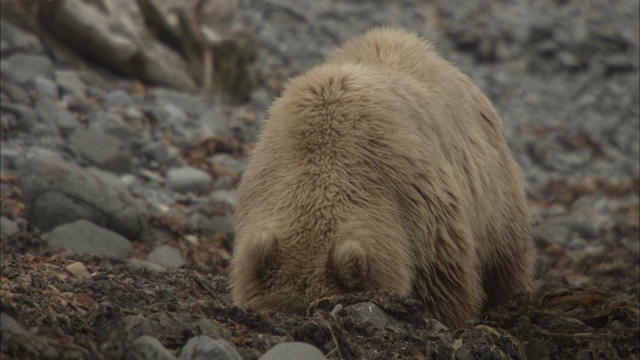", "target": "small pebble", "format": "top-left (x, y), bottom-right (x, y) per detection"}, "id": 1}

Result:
top-left (166, 166), bottom-right (212, 193)
top-left (179, 336), bottom-right (242, 360)
top-left (65, 261), bottom-right (91, 280)
top-left (260, 342), bottom-right (327, 360)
